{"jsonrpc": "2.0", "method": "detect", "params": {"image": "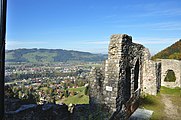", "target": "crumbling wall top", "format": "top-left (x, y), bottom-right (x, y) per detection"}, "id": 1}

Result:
top-left (108, 34), bottom-right (132, 59)
top-left (110, 34), bottom-right (132, 43)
